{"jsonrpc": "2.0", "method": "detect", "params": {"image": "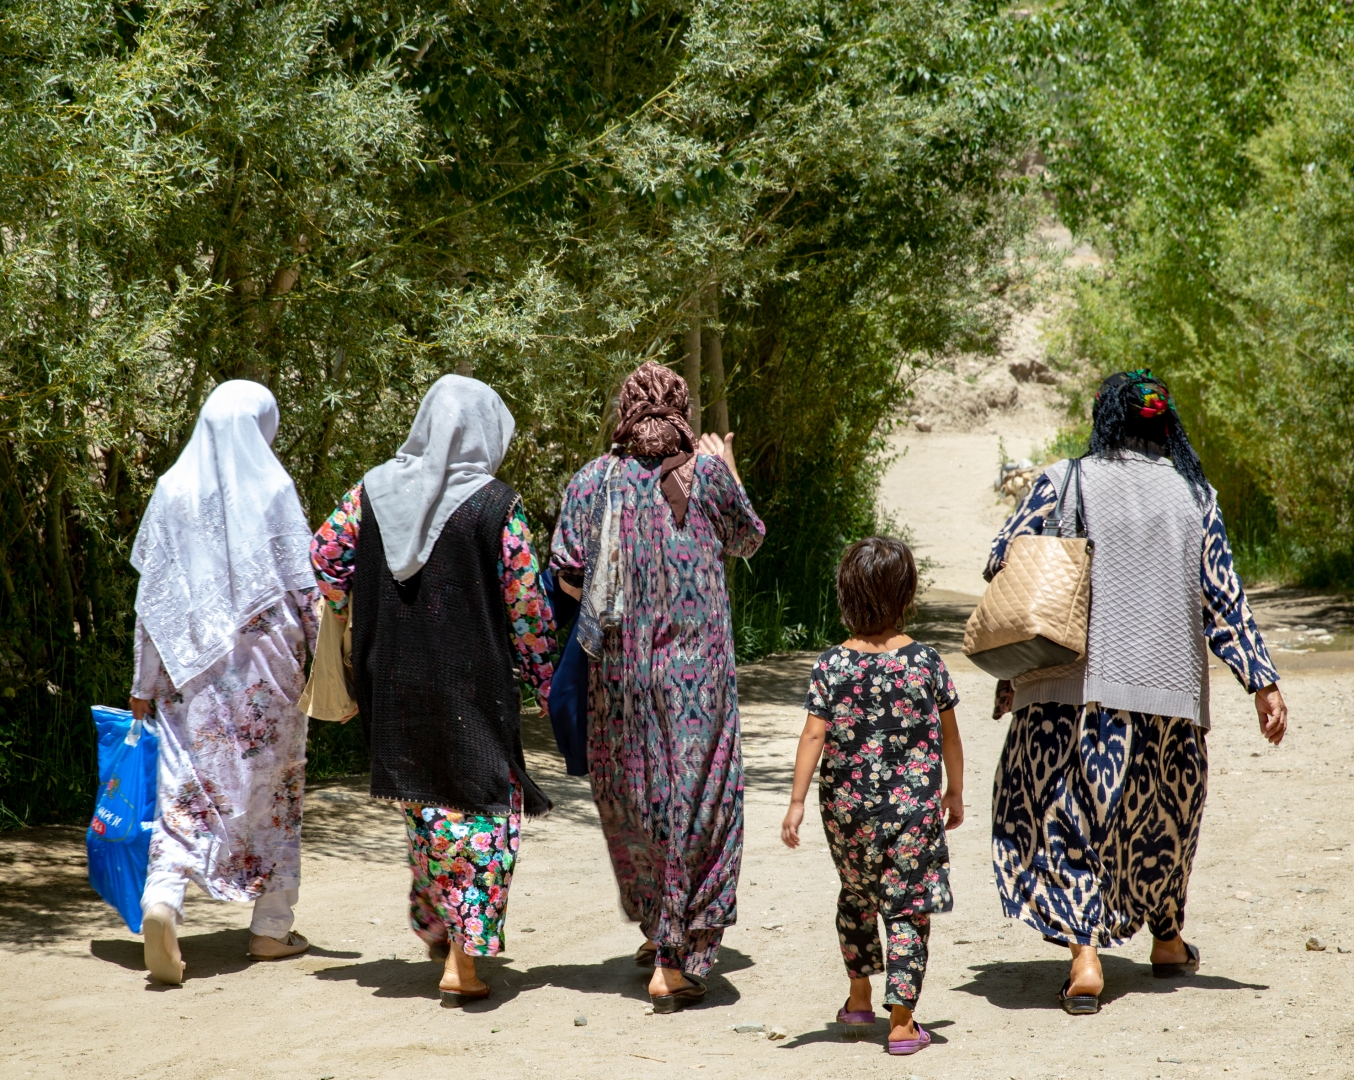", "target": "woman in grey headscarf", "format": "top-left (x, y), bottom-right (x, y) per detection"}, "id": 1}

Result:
top-left (310, 374), bottom-right (556, 1005)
